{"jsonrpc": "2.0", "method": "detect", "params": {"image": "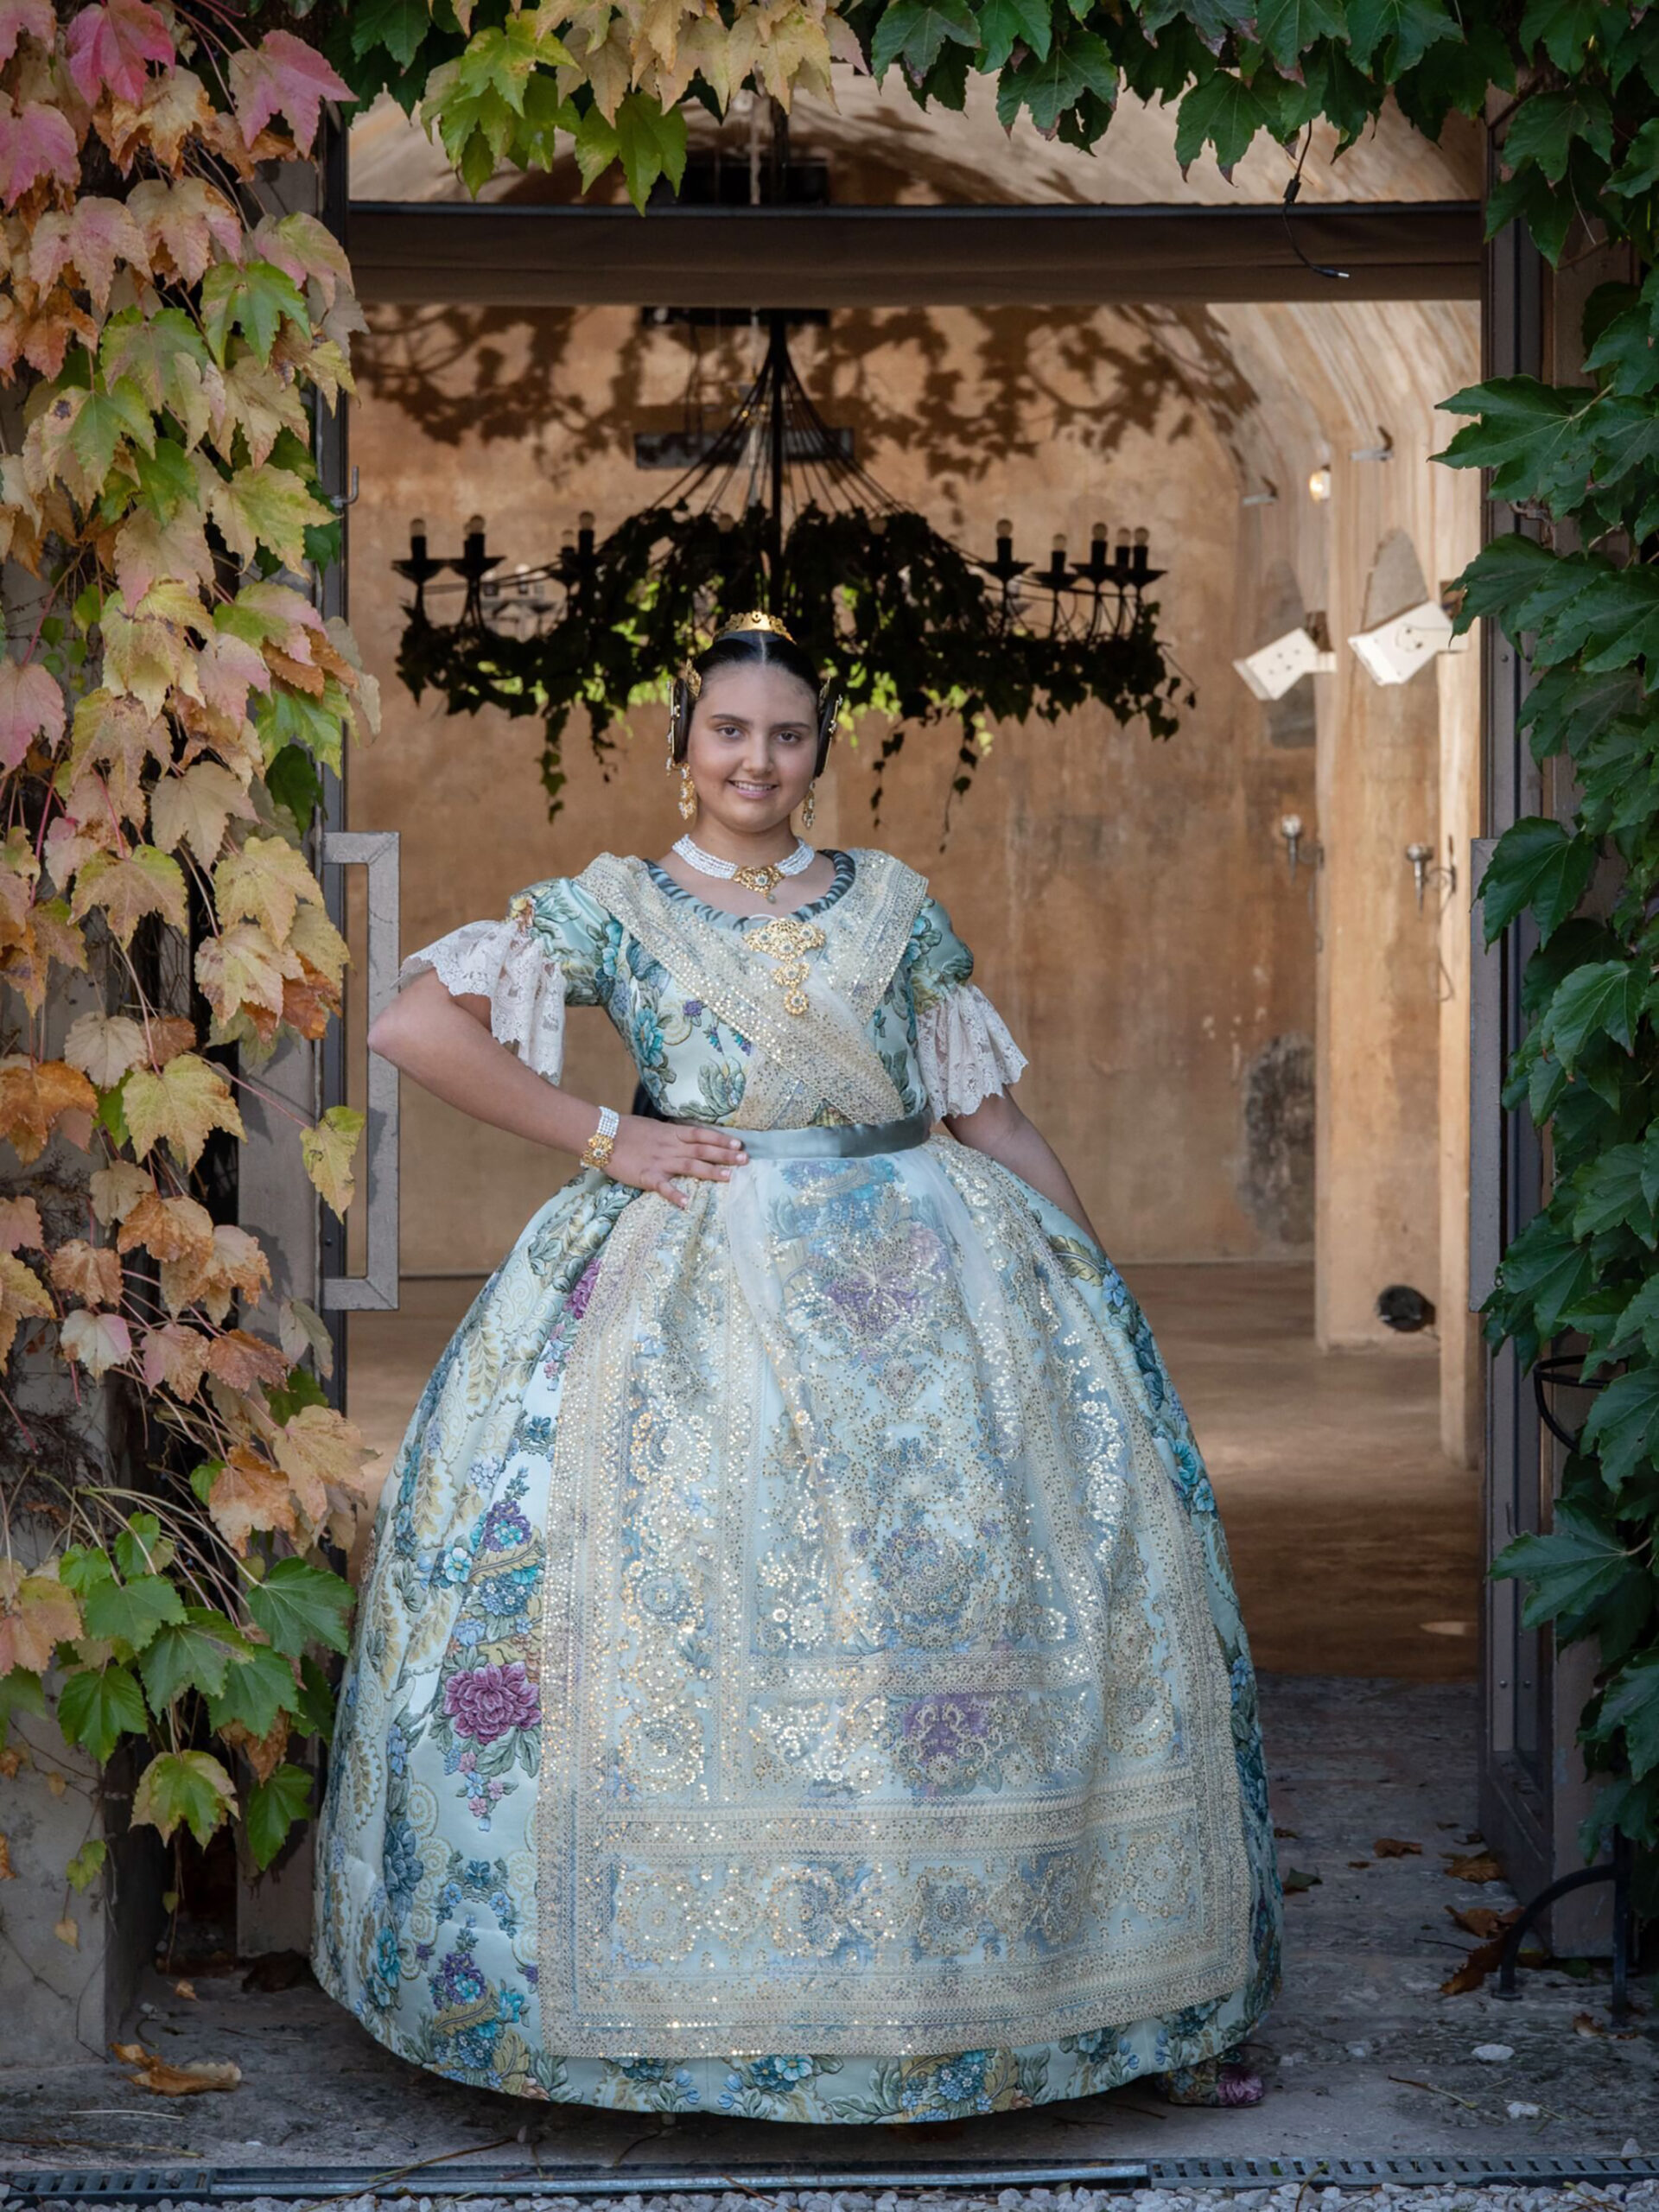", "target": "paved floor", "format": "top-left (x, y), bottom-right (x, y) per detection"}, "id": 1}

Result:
top-left (3, 1678), bottom-right (1654, 2176)
top-left (347, 1262), bottom-right (1483, 1681)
